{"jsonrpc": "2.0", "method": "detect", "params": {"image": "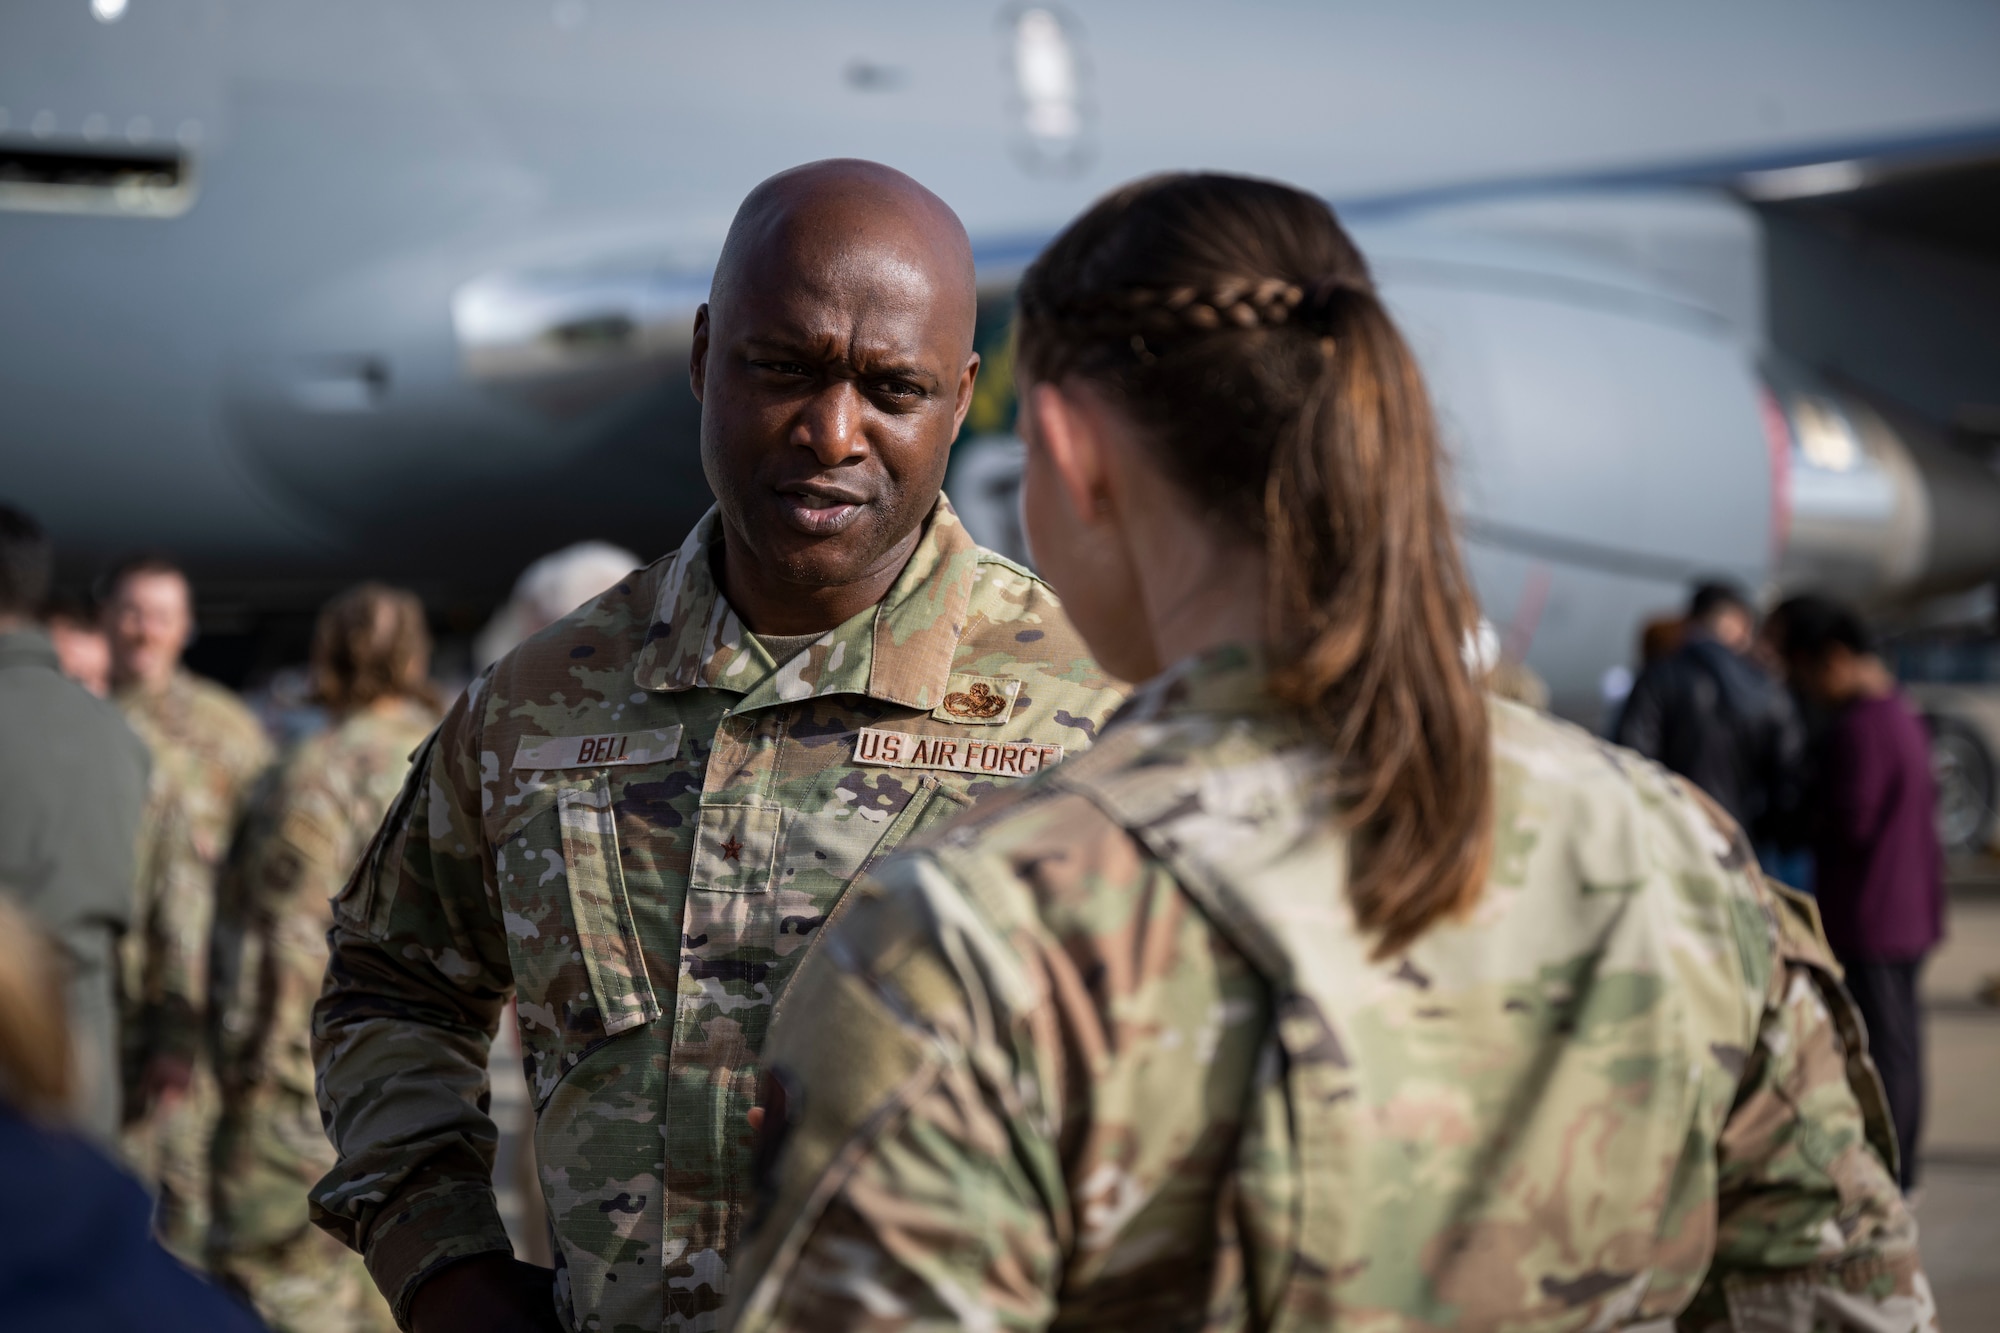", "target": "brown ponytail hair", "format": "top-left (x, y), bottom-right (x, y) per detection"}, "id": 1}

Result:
top-left (1016, 173), bottom-right (1490, 955)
